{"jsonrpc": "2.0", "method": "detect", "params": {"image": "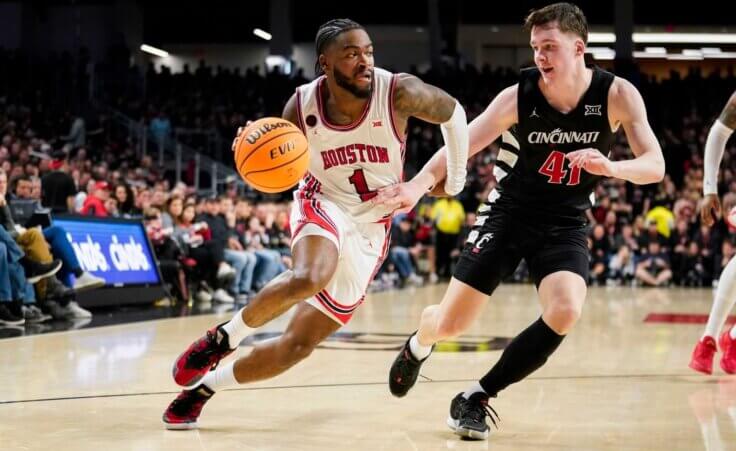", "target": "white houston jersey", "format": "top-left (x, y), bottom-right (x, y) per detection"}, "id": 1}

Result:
top-left (294, 67), bottom-right (405, 223)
